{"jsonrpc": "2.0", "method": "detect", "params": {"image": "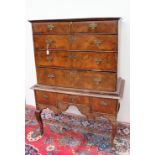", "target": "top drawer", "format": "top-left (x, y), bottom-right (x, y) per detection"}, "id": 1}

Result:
top-left (32, 22), bottom-right (70, 34)
top-left (71, 21), bottom-right (118, 34)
